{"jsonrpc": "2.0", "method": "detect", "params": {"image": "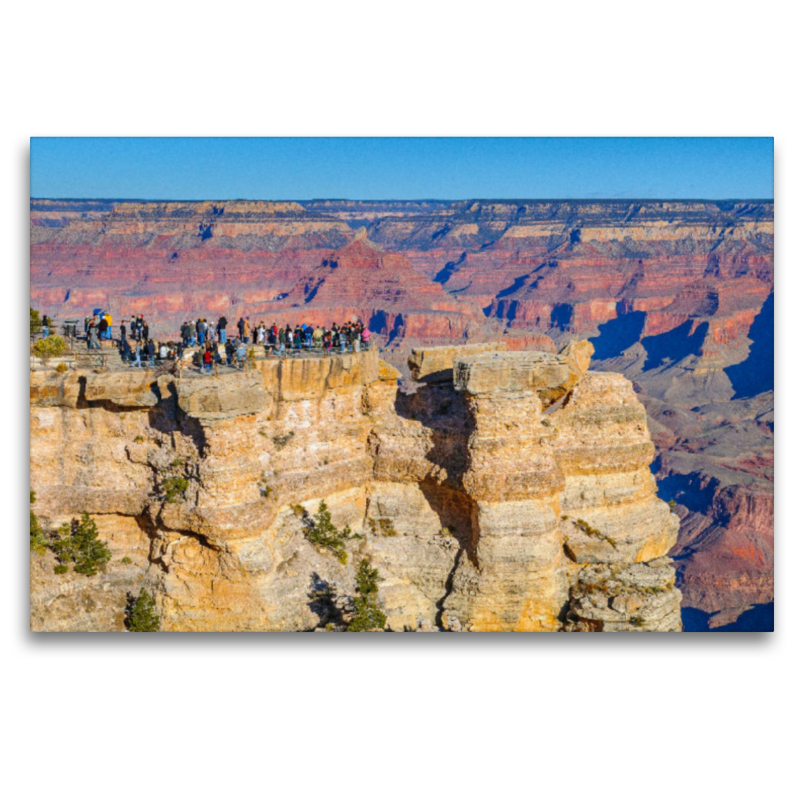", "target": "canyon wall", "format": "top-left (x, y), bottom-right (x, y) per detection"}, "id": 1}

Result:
top-left (30, 345), bottom-right (681, 632)
top-left (30, 199), bottom-right (774, 627)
